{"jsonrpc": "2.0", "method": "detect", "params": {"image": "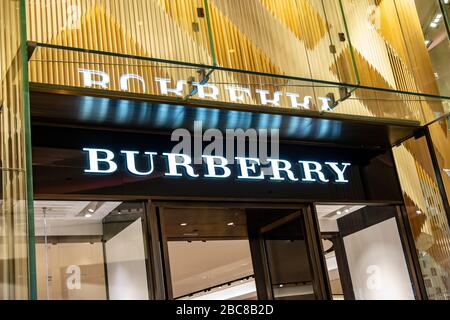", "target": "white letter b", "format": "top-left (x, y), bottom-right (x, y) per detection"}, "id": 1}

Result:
top-left (84, 148), bottom-right (118, 174)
